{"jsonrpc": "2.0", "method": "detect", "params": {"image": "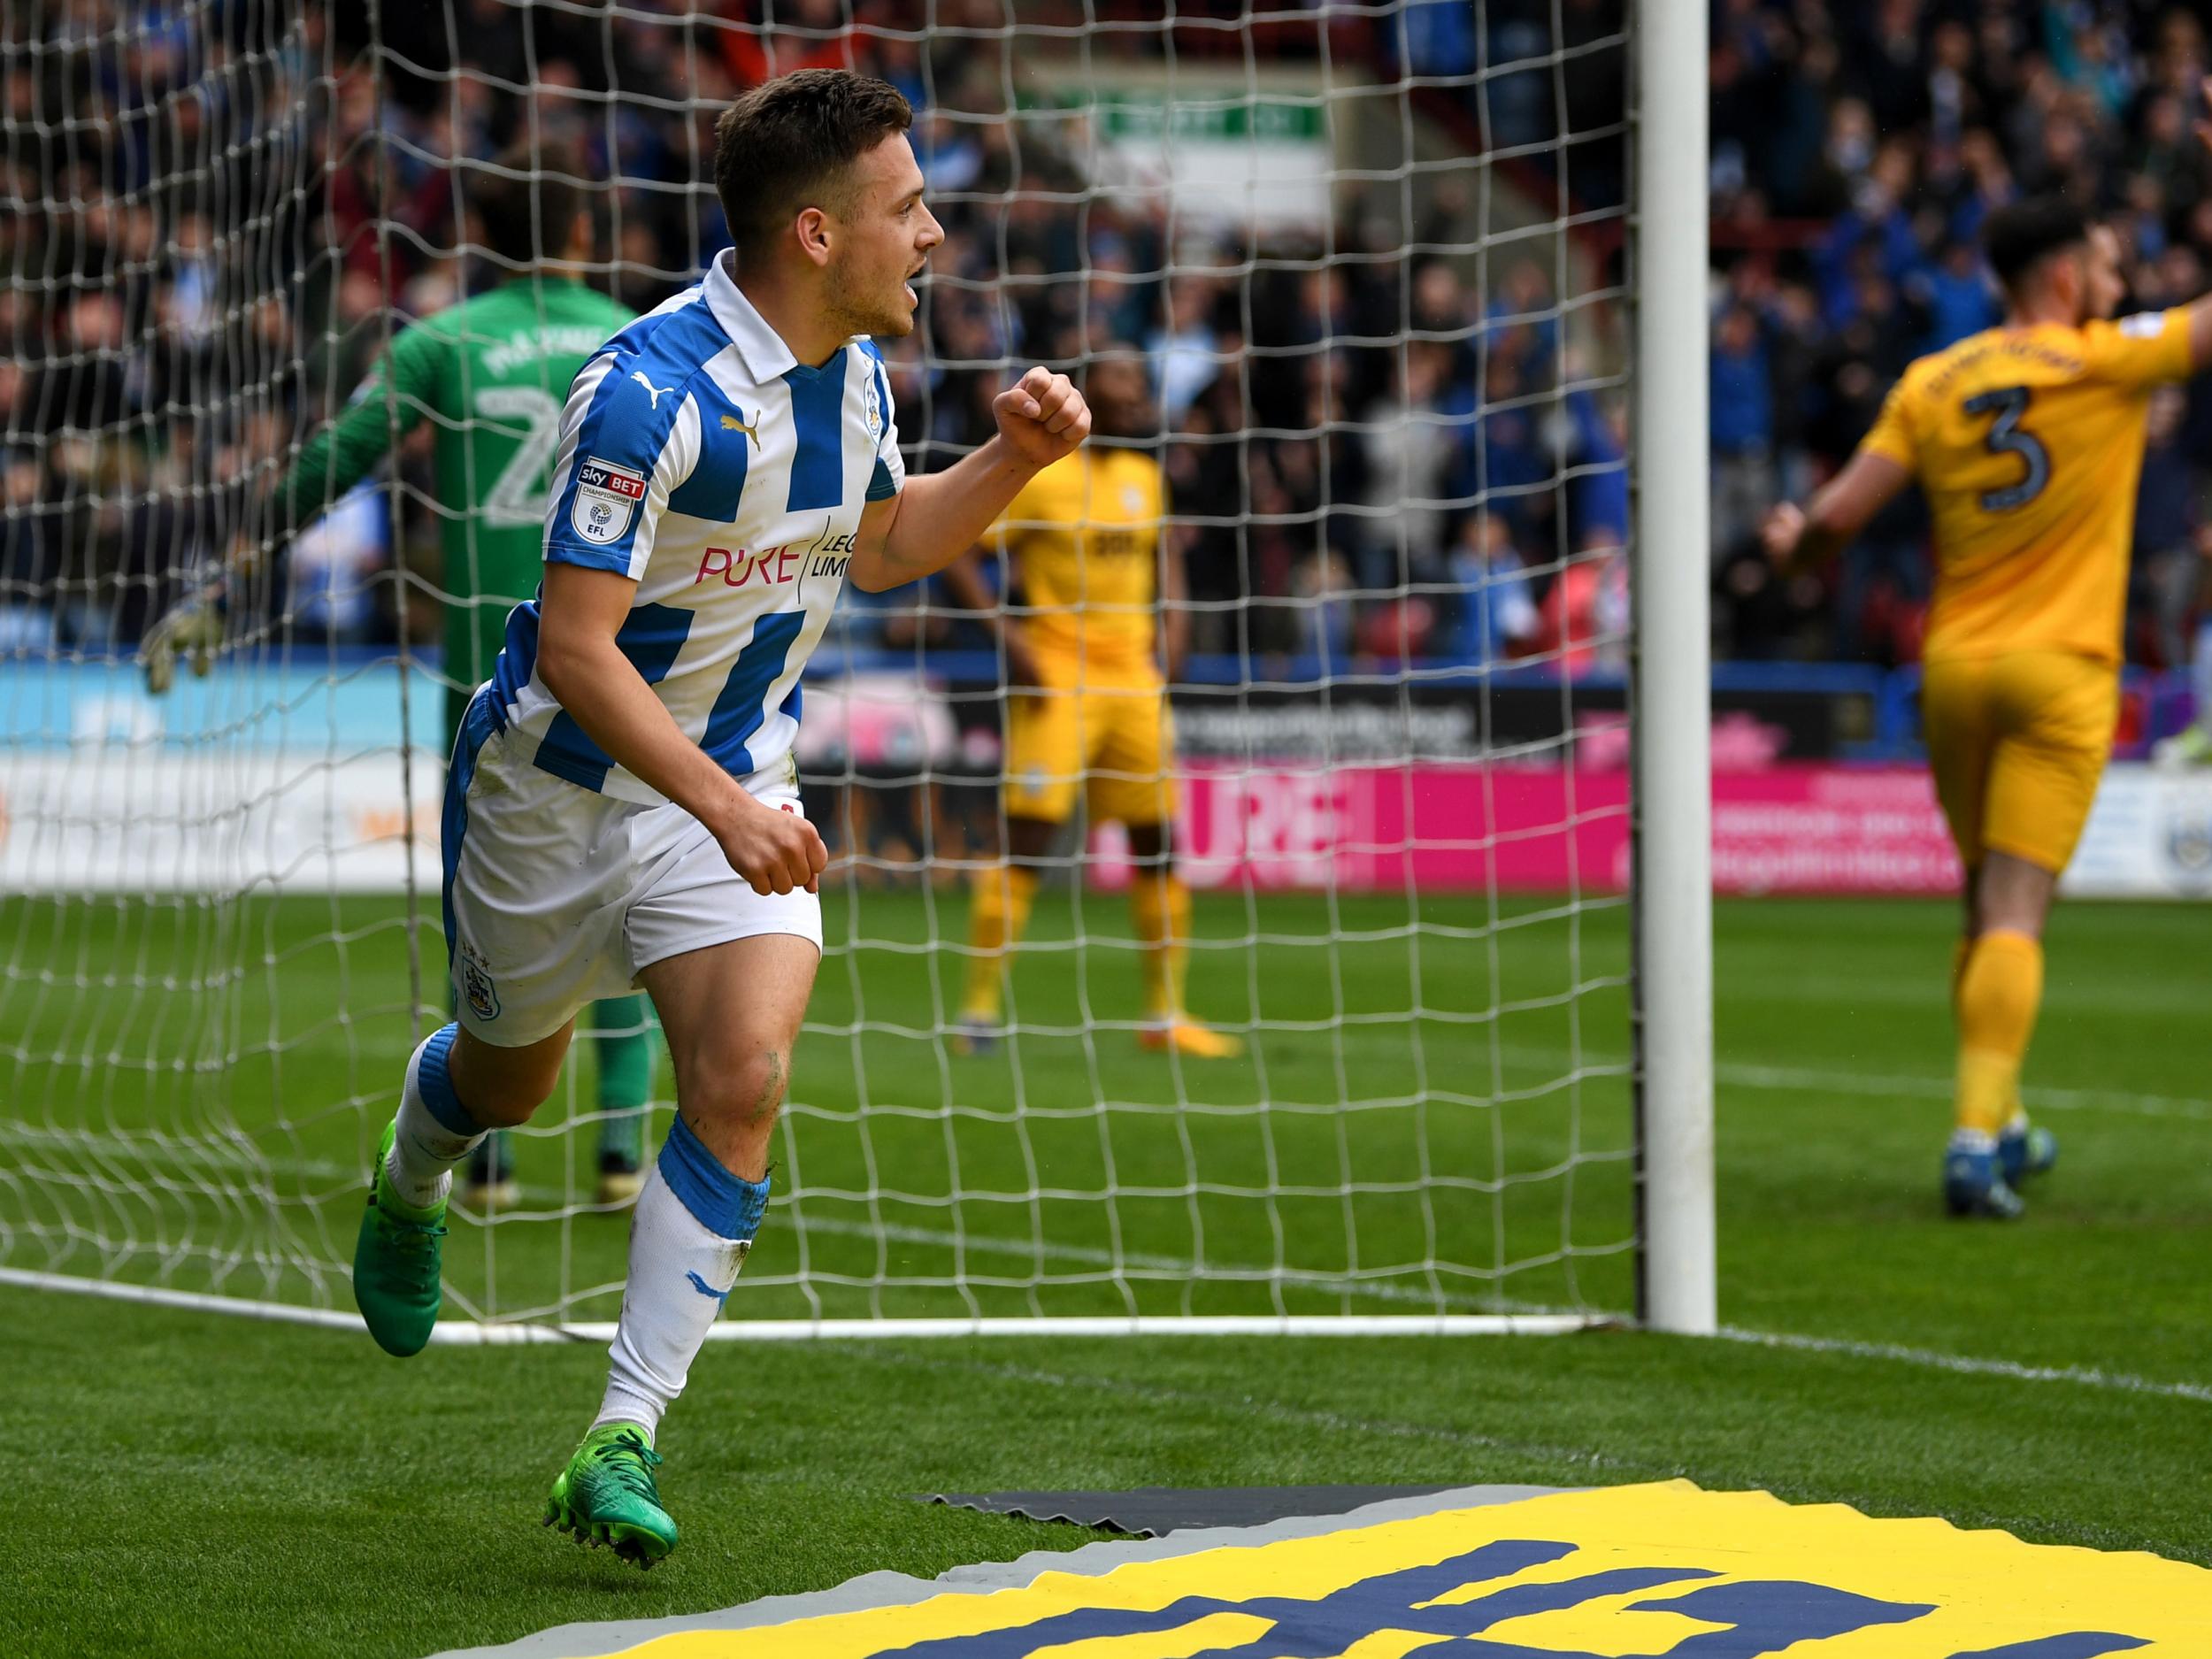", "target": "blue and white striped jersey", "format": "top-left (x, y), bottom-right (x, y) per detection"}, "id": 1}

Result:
top-left (482, 250), bottom-right (902, 804)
